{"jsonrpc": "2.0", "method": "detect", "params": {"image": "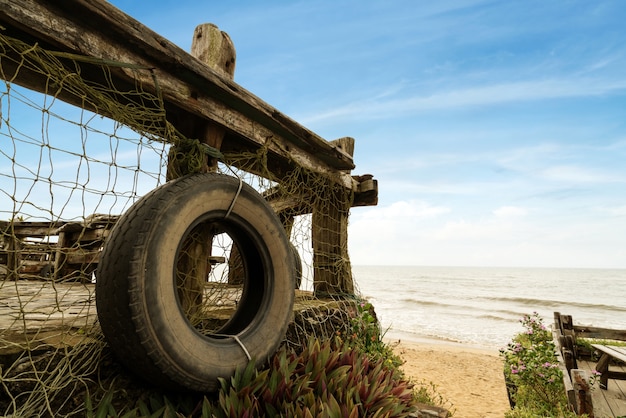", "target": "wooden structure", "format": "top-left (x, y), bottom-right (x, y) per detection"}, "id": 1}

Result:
top-left (0, 280), bottom-right (351, 355)
top-left (592, 344), bottom-right (626, 391)
top-left (0, 0), bottom-right (378, 296)
top-left (553, 312), bottom-right (626, 417)
top-left (0, 215), bottom-right (118, 281)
